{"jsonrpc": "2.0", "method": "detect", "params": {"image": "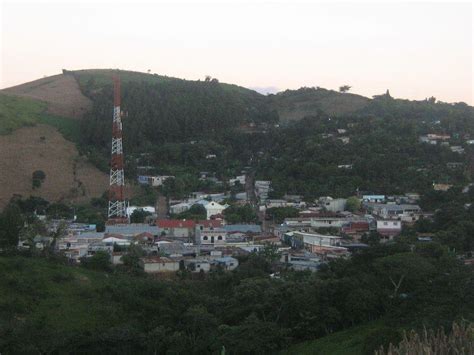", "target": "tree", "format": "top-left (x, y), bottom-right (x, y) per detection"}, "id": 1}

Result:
top-left (32, 170), bottom-right (46, 189)
top-left (177, 204), bottom-right (206, 220)
top-left (374, 253), bottom-right (436, 298)
top-left (345, 196), bottom-right (361, 212)
top-left (81, 251), bottom-right (112, 271)
top-left (130, 209), bottom-right (152, 223)
top-left (0, 203), bottom-right (23, 248)
top-left (223, 204), bottom-right (257, 224)
top-left (339, 85), bottom-right (351, 93)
